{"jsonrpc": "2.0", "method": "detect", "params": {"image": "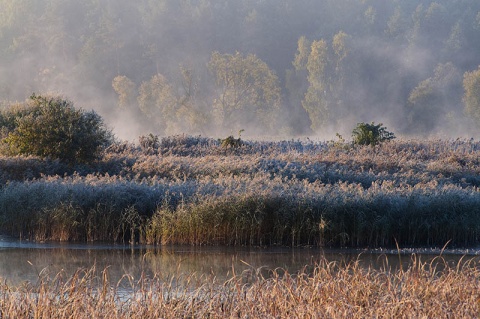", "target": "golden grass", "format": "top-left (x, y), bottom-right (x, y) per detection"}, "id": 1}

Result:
top-left (0, 257), bottom-right (478, 318)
